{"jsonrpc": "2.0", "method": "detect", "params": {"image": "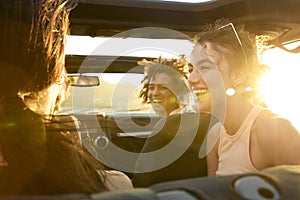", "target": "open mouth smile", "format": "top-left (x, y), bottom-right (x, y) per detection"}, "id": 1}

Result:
top-left (193, 89), bottom-right (209, 97)
top-left (151, 99), bottom-right (163, 103)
